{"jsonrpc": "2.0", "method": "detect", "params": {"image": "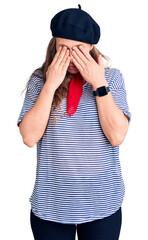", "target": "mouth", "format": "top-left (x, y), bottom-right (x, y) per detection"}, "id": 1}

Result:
top-left (68, 65), bottom-right (77, 69)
